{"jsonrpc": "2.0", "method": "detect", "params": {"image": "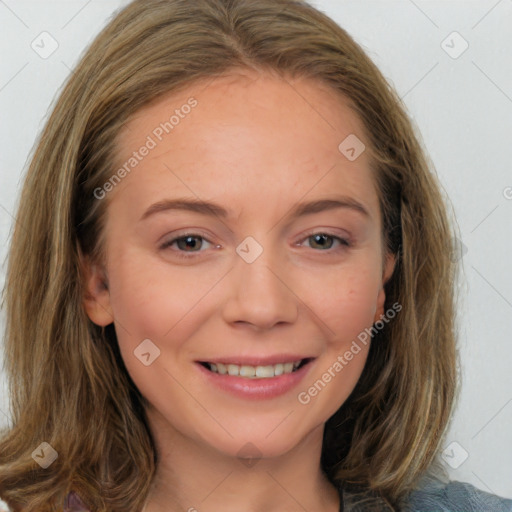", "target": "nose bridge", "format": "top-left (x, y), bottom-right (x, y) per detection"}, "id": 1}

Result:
top-left (235, 234), bottom-right (286, 299)
top-left (222, 234), bottom-right (298, 328)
